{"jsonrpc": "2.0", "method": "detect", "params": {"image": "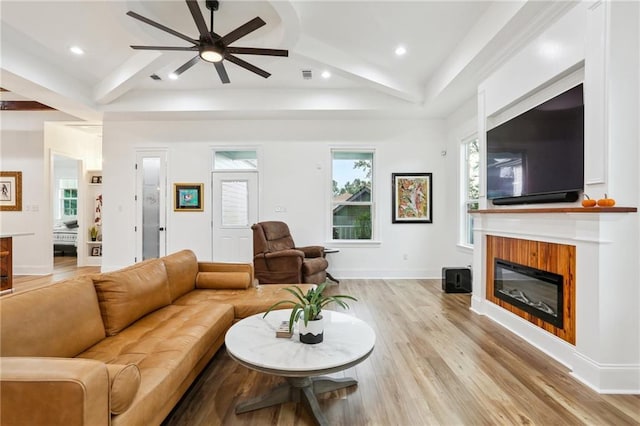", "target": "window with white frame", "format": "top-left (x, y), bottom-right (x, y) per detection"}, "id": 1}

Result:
top-left (461, 137), bottom-right (479, 246)
top-left (331, 150), bottom-right (374, 240)
top-left (58, 179), bottom-right (78, 219)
